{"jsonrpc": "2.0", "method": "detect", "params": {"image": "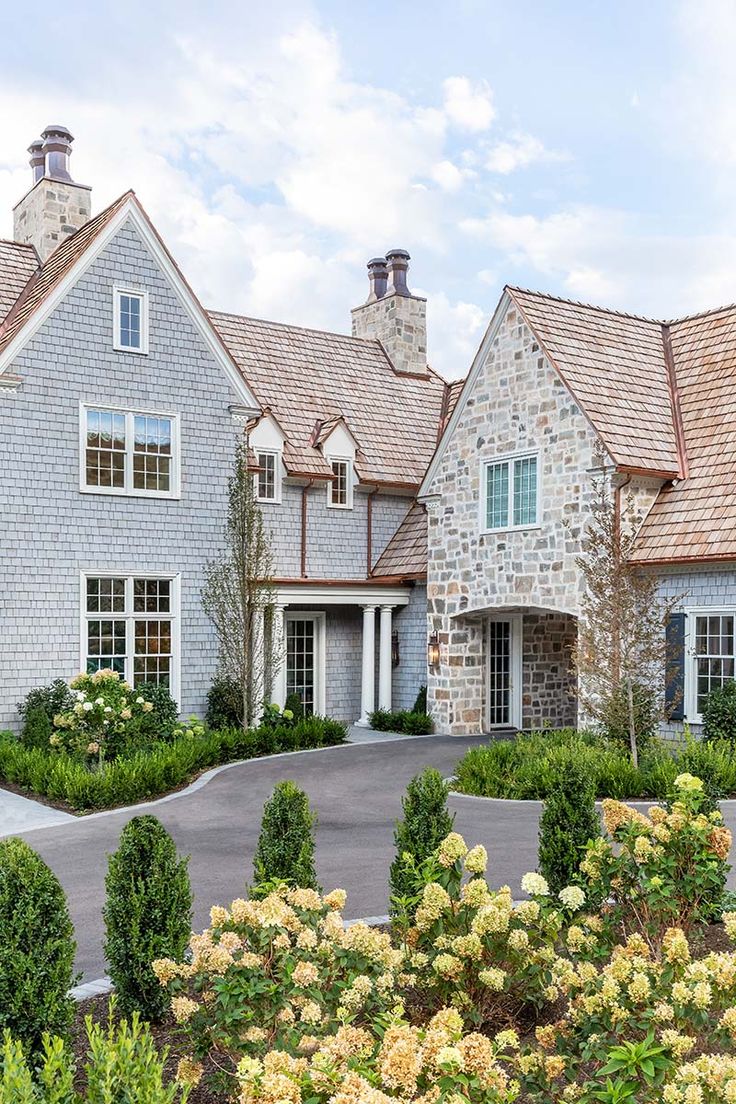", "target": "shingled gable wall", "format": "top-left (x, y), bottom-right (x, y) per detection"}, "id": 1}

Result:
top-left (423, 298), bottom-right (663, 736)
